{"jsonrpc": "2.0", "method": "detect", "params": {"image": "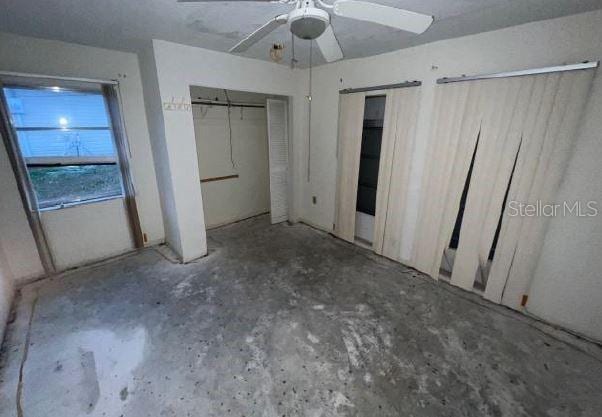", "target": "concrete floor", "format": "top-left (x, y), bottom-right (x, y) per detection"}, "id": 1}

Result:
top-left (1, 216), bottom-right (601, 417)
